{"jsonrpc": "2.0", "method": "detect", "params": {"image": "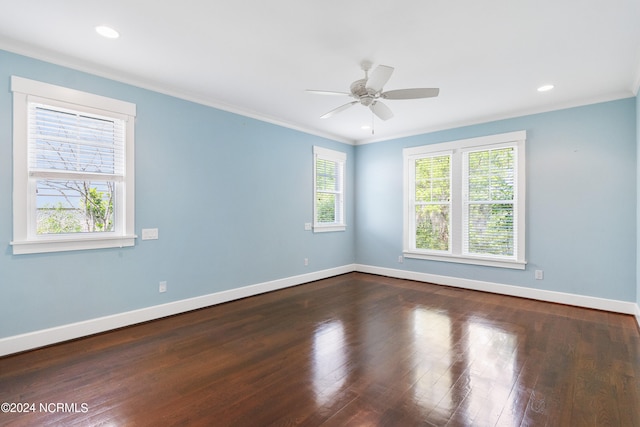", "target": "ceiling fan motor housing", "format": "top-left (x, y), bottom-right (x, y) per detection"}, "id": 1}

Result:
top-left (350, 79), bottom-right (377, 106)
